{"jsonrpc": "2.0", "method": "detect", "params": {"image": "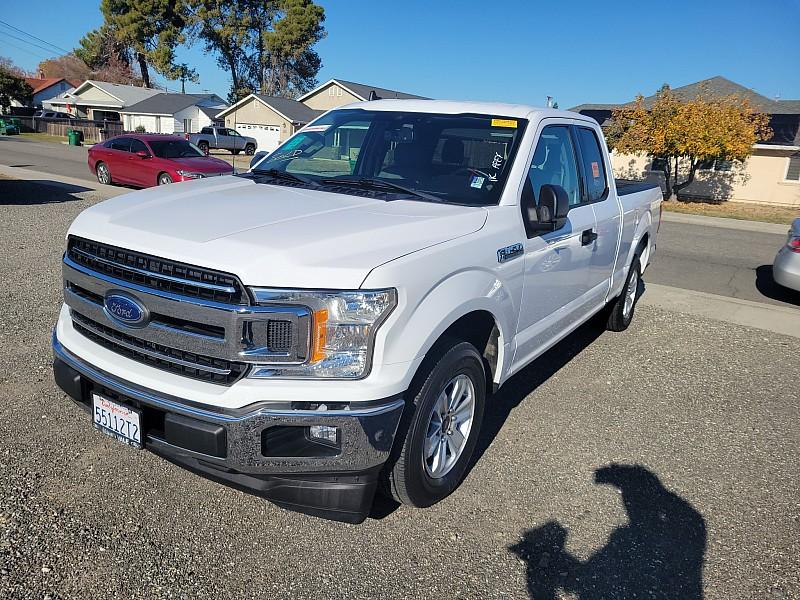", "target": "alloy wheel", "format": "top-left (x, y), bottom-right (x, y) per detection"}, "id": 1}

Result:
top-left (423, 373), bottom-right (476, 479)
